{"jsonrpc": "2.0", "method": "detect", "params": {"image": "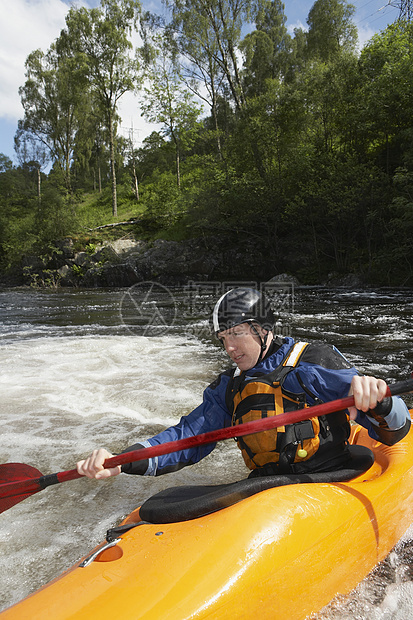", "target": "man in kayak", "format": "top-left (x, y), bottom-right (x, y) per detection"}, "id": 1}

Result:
top-left (77, 287), bottom-right (411, 480)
